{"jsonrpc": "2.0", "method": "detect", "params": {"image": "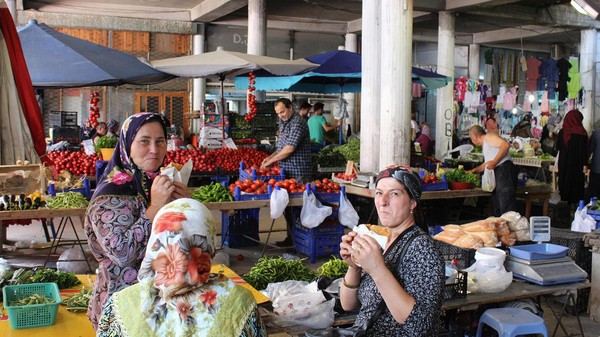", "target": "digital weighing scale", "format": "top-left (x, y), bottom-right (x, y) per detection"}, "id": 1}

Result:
top-left (504, 216), bottom-right (588, 285)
